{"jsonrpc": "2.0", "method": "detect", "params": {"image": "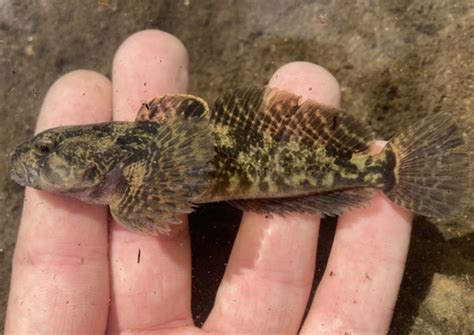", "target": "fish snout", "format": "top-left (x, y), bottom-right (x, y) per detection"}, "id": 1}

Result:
top-left (9, 145), bottom-right (39, 188)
